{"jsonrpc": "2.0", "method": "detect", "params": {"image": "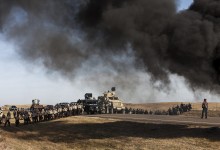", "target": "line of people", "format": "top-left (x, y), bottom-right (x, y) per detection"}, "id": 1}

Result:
top-left (124, 103), bottom-right (192, 115)
top-left (1, 103), bottom-right (84, 127)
